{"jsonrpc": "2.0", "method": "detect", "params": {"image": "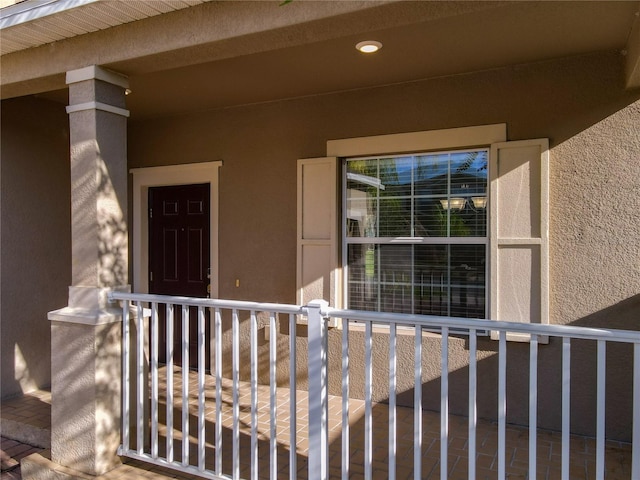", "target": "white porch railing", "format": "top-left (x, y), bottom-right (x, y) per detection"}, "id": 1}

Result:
top-left (110, 292), bottom-right (640, 480)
